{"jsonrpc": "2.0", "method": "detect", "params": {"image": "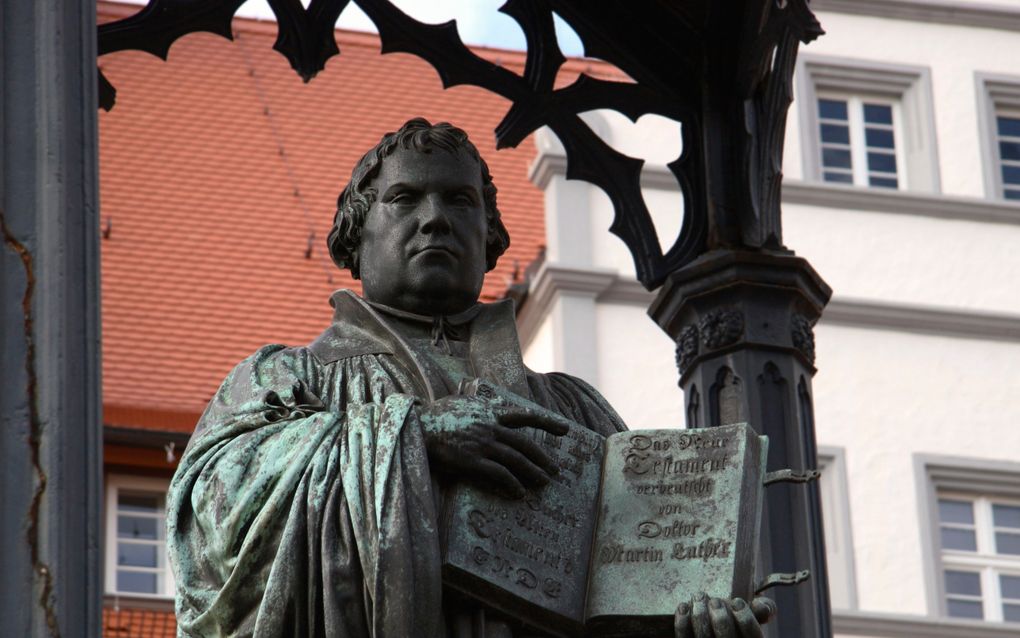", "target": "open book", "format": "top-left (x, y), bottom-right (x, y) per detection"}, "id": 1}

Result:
top-left (441, 422), bottom-right (768, 637)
